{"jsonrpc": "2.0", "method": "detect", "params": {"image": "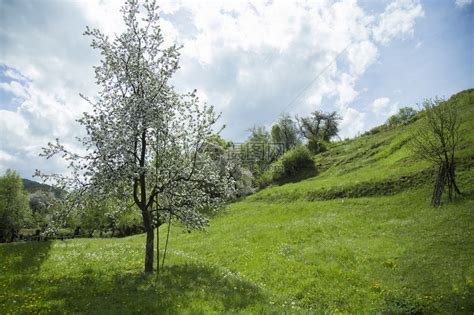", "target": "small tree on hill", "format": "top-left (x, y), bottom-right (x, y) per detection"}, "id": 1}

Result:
top-left (35, 0), bottom-right (234, 273)
top-left (242, 126), bottom-right (273, 174)
top-left (271, 114), bottom-right (301, 153)
top-left (409, 98), bottom-right (461, 207)
top-left (386, 107), bottom-right (418, 127)
top-left (297, 110), bottom-right (341, 153)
